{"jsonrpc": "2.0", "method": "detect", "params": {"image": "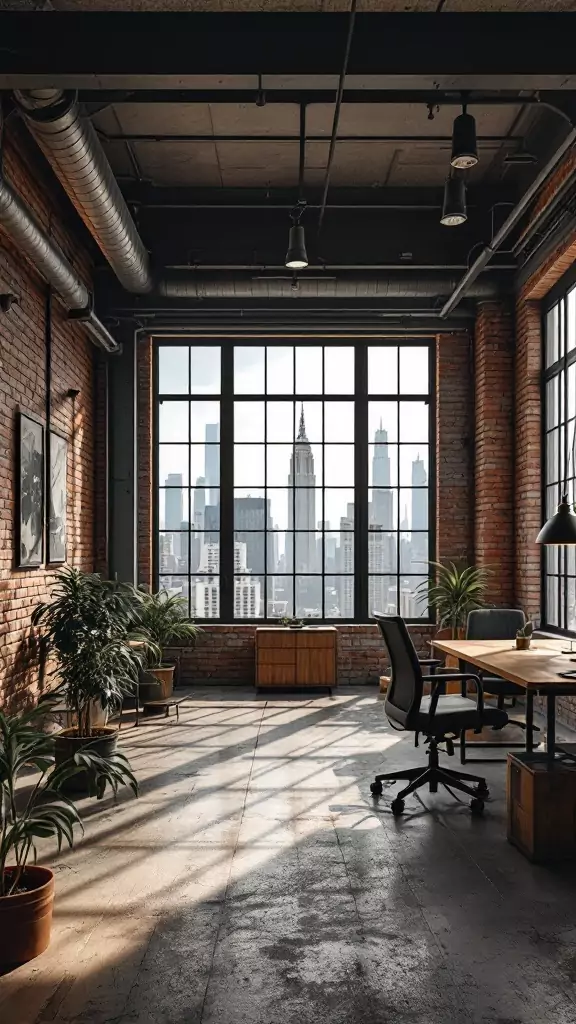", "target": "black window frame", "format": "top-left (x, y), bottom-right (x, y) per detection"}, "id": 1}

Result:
top-left (153, 337), bottom-right (436, 624)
